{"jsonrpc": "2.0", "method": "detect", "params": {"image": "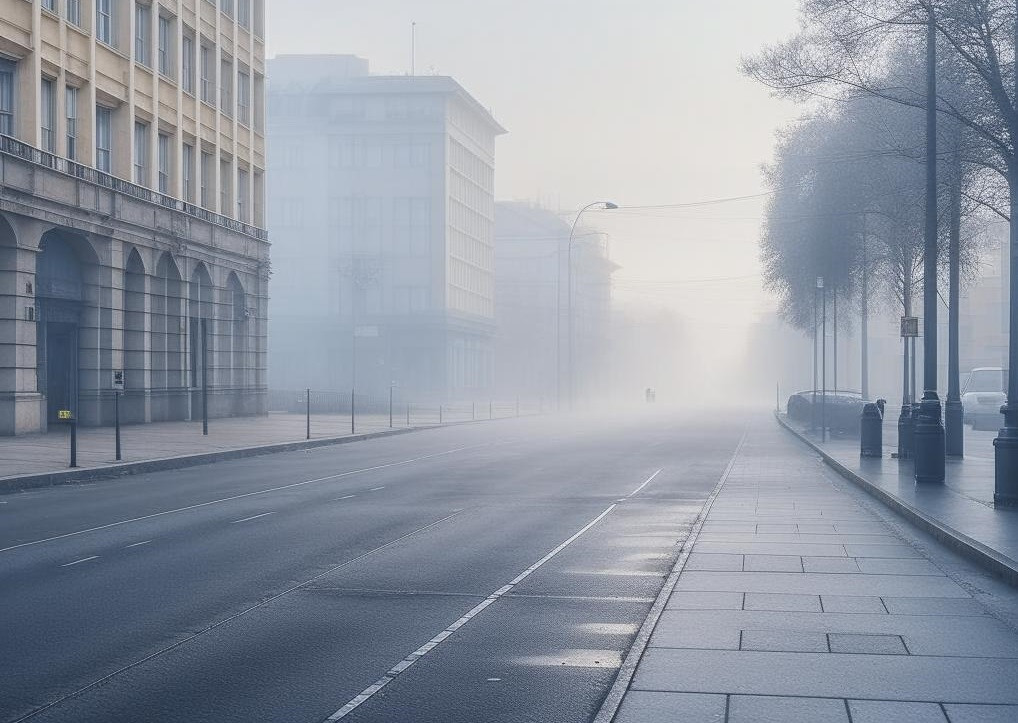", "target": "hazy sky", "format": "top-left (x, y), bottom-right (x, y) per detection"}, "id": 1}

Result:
top-left (266, 0), bottom-right (804, 394)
